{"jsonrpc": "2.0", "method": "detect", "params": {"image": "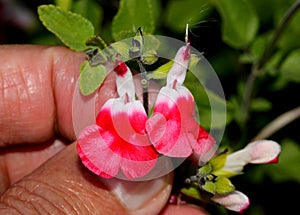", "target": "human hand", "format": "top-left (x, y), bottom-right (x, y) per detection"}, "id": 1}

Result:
top-left (0, 45), bottom-right (208, 215)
